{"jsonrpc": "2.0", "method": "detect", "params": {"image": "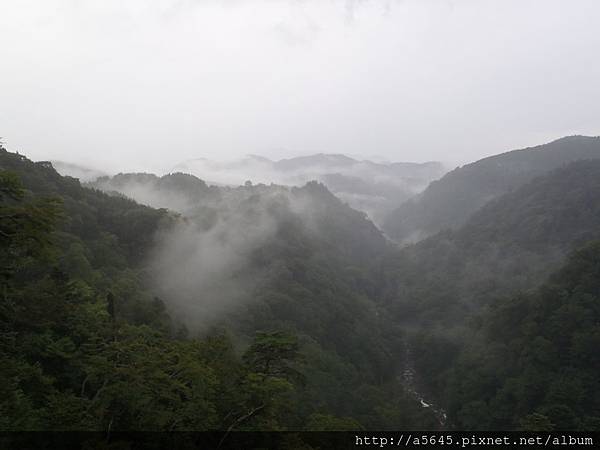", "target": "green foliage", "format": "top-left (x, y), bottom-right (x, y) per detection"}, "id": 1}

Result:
top-left (445, 242), bottom-right (600, 430)
top-left (381, 160), bottom-right (600, 330)
top-left (0, 171), bottom-right (62, 279)
top-left (243, 331), bottom-right (300, 379)
top-left (11, 138), bottom-right (600, 433)
top-left (0, 147), bottom-right (433, 431)
top-left (376, 159), bottom-right (600, 431)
